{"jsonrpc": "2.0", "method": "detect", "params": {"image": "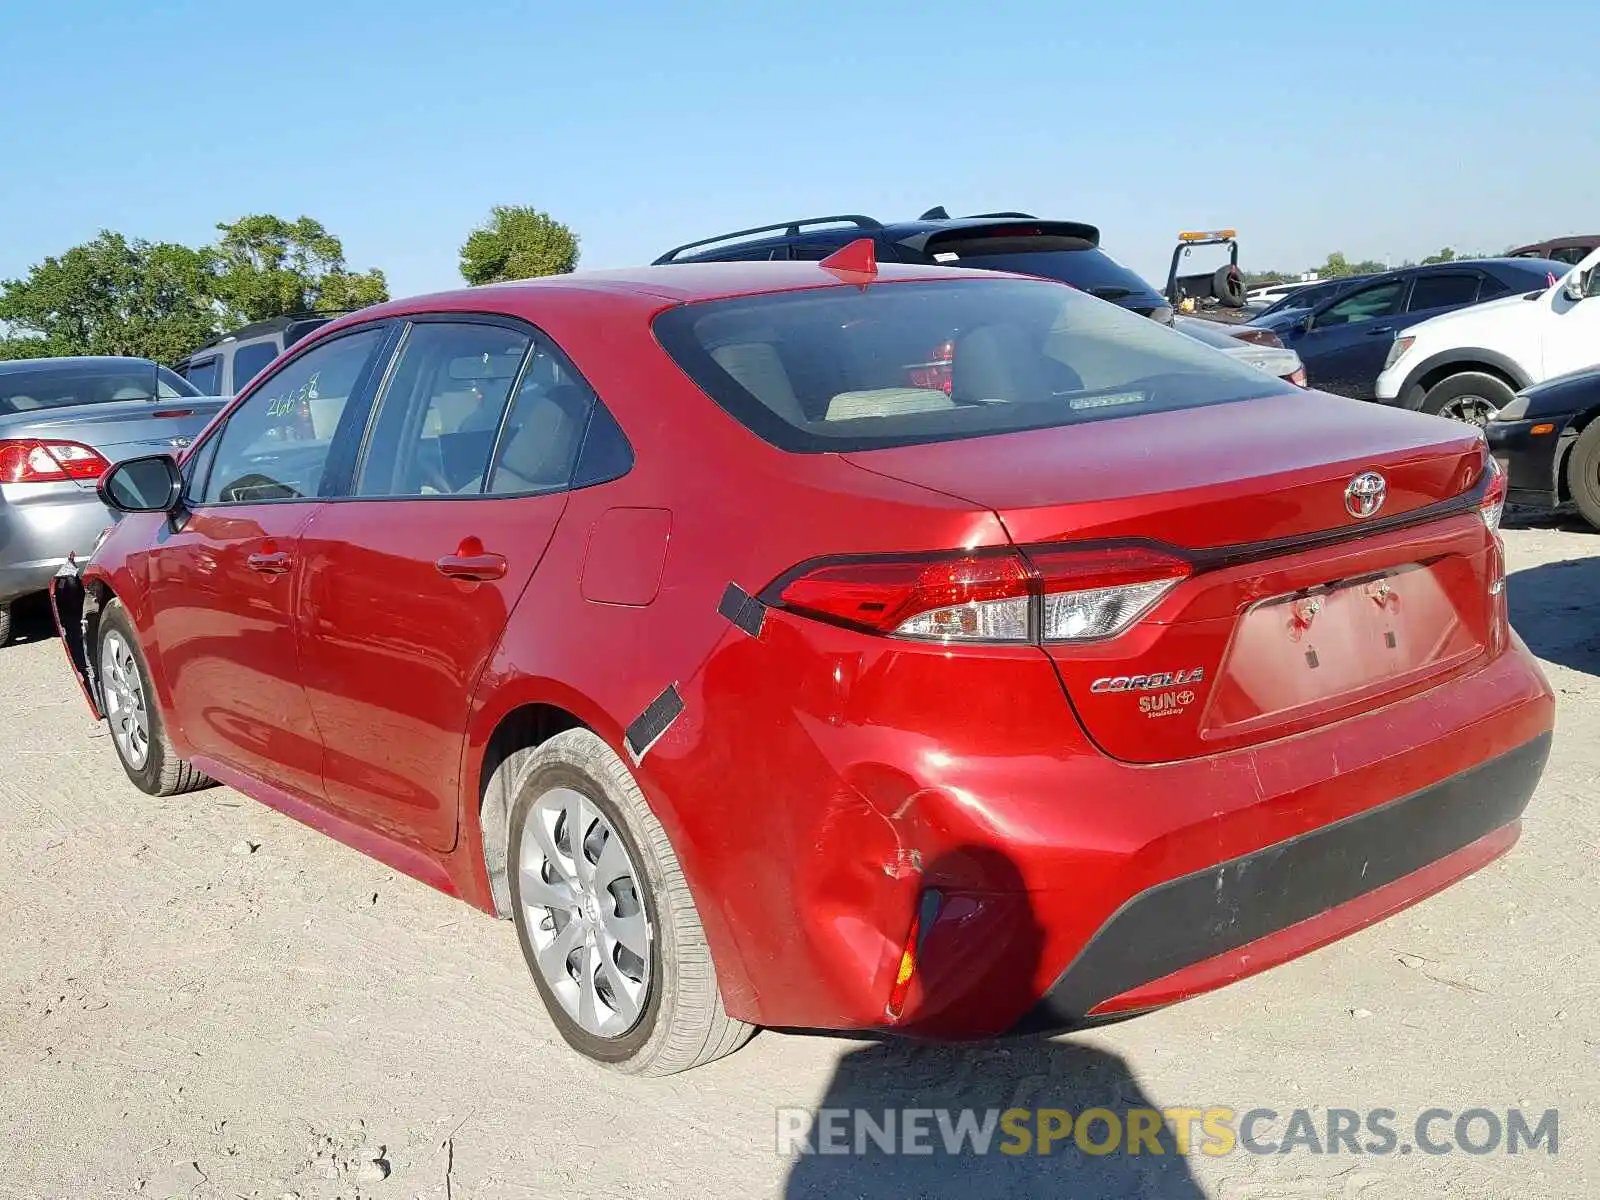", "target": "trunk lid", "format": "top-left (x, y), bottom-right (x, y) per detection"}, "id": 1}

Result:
top-left (844, 393), bottom-right (1500, 762)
